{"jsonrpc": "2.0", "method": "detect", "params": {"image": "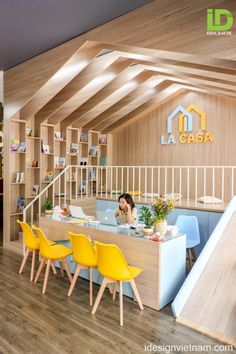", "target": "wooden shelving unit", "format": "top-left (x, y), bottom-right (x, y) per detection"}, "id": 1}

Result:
top-left (8, 117), bottom-right (109, 242)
